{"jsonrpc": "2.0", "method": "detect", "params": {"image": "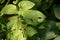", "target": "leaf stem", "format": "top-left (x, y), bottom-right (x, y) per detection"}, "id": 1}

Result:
top-left (5, 0), bottom-right (10, 6)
